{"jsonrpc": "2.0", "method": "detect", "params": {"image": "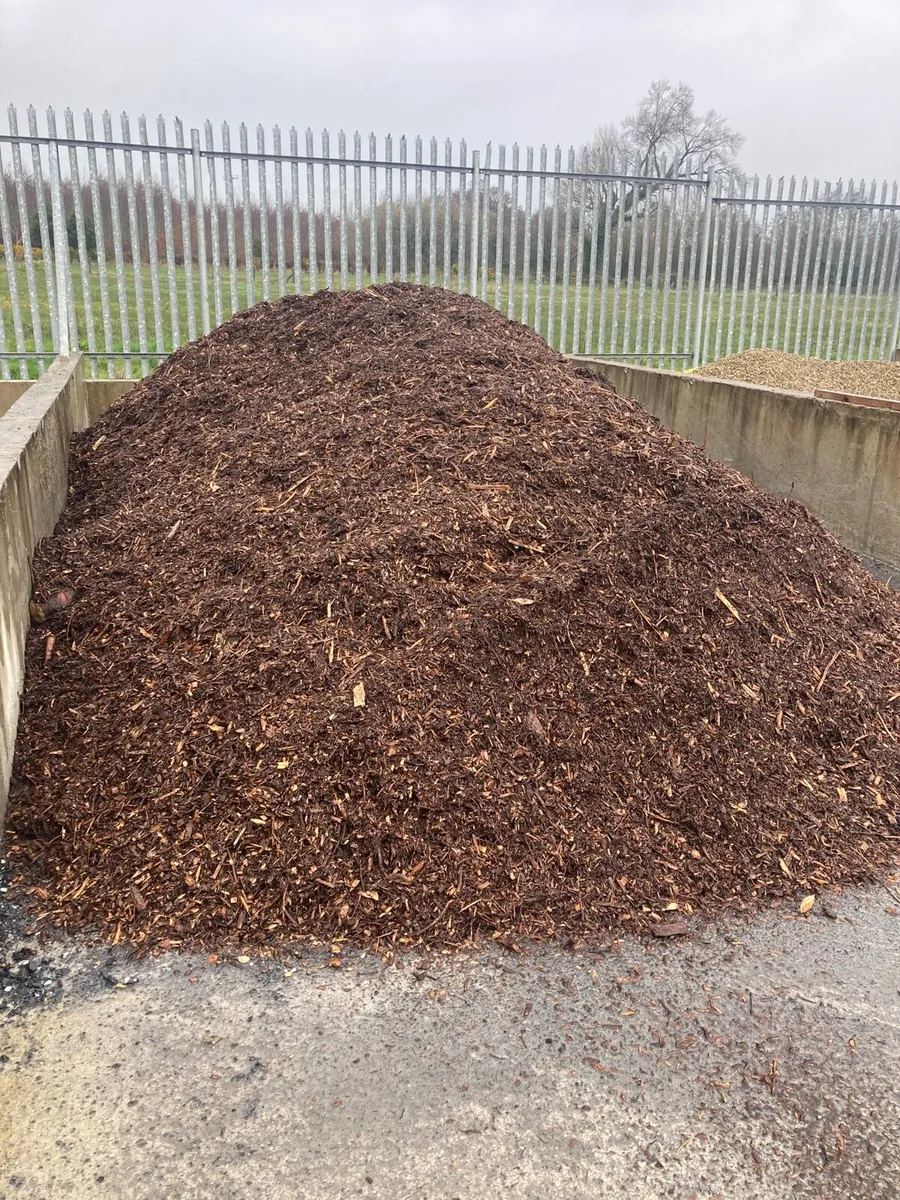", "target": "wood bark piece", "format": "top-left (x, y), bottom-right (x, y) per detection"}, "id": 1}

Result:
top-left (29, 585), bottom-right (75, 624)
